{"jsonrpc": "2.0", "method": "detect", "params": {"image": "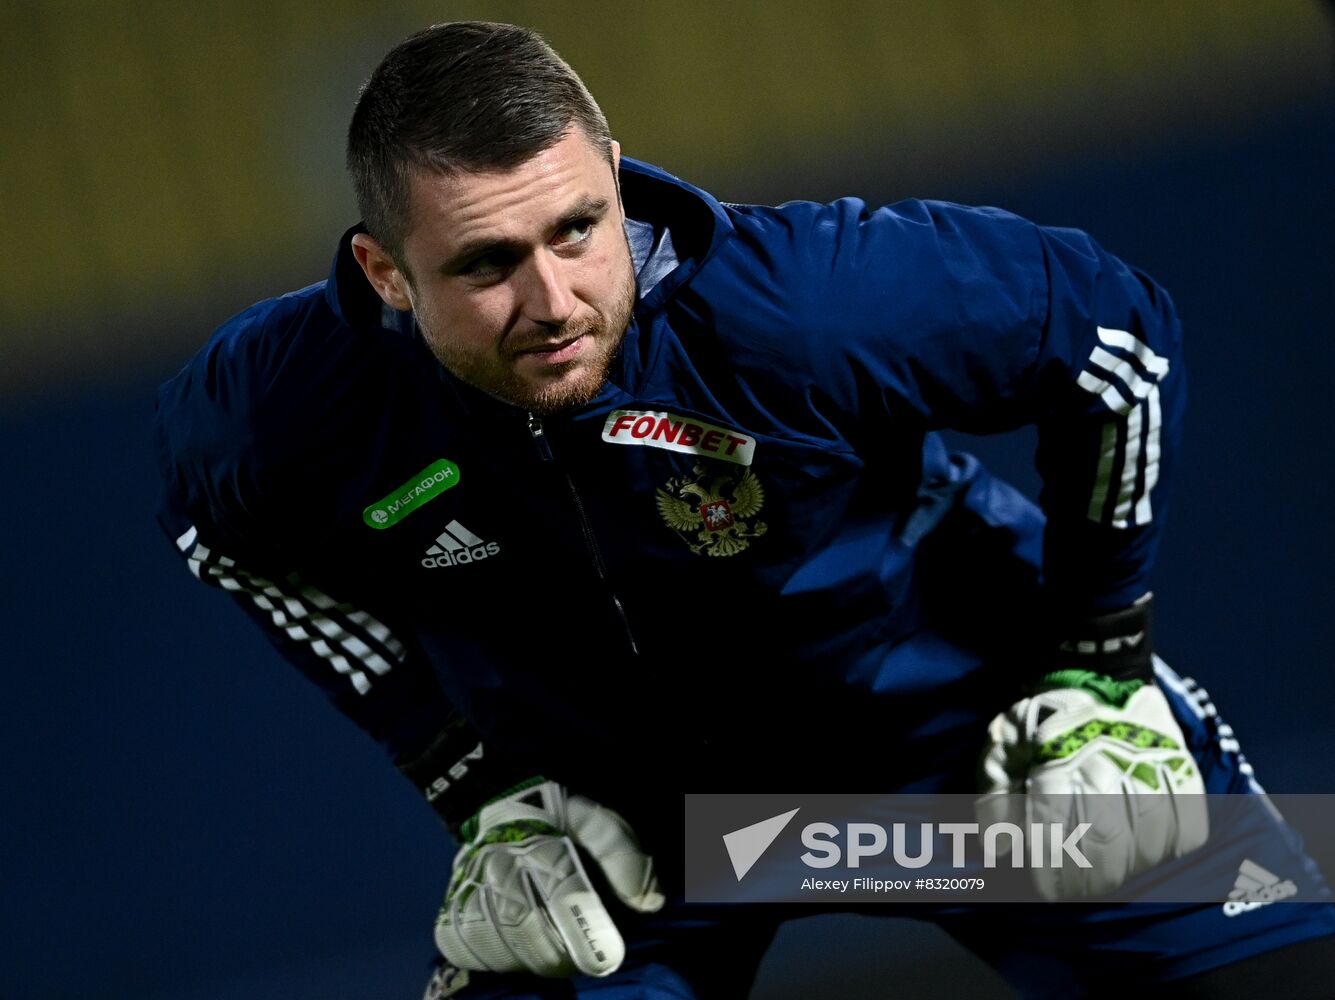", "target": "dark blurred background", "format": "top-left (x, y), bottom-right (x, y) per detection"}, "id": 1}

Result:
top-left (3, 2), bottom-right (1332, 997)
